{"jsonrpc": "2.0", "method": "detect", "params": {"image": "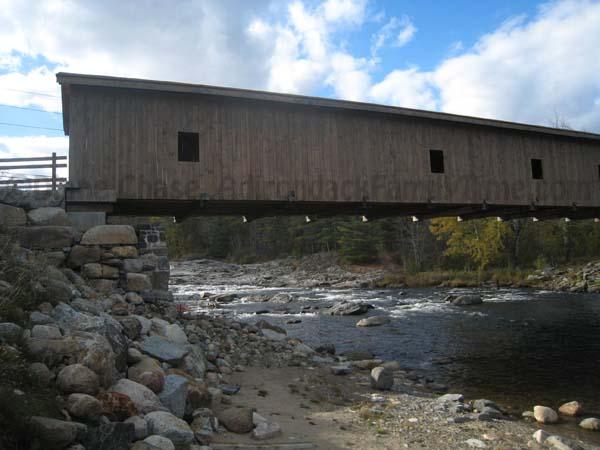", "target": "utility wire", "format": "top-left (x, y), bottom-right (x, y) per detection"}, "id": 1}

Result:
top-left (0, 87), bottom-right (61, 98)
top-left (0, 121), bottom-right (63, 131)
top-left (0, 103), bottom-right (62, 114)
